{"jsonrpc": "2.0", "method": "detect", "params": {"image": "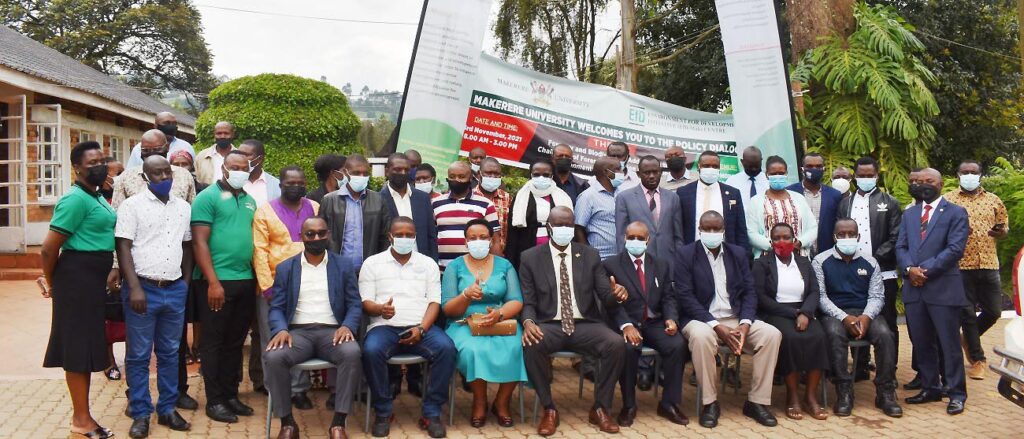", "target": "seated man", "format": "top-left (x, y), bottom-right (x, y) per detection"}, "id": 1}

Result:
top-left (359, 217), bottom-right (455, 438)
top-left (520, 206), bottom-right (625, 436)
top-left (674, 211), bottom-right (781, 429)
top-left (814, 218), bottom-right (902, 418)
top-left (263, 217), bottom-right (363, 439)
top-left (603, 221), bottom-right (688, 427)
